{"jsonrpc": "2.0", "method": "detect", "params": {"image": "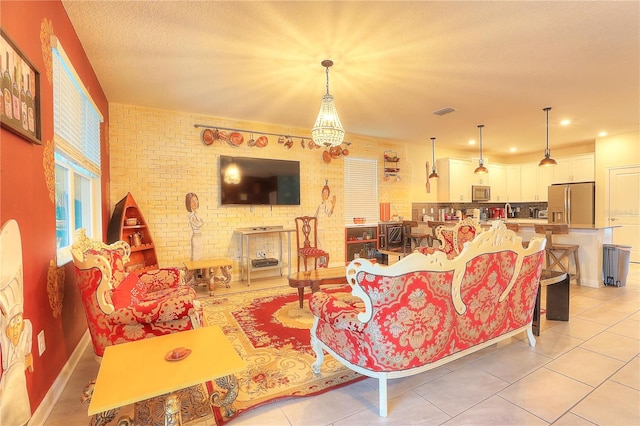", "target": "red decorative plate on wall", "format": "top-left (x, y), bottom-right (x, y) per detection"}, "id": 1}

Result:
top-left (229, 132), bottom-right (244, 146)
top-left (255, 136), bottom-right (268, 148)
top-left (201, 129), bottom-right (215, 145)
